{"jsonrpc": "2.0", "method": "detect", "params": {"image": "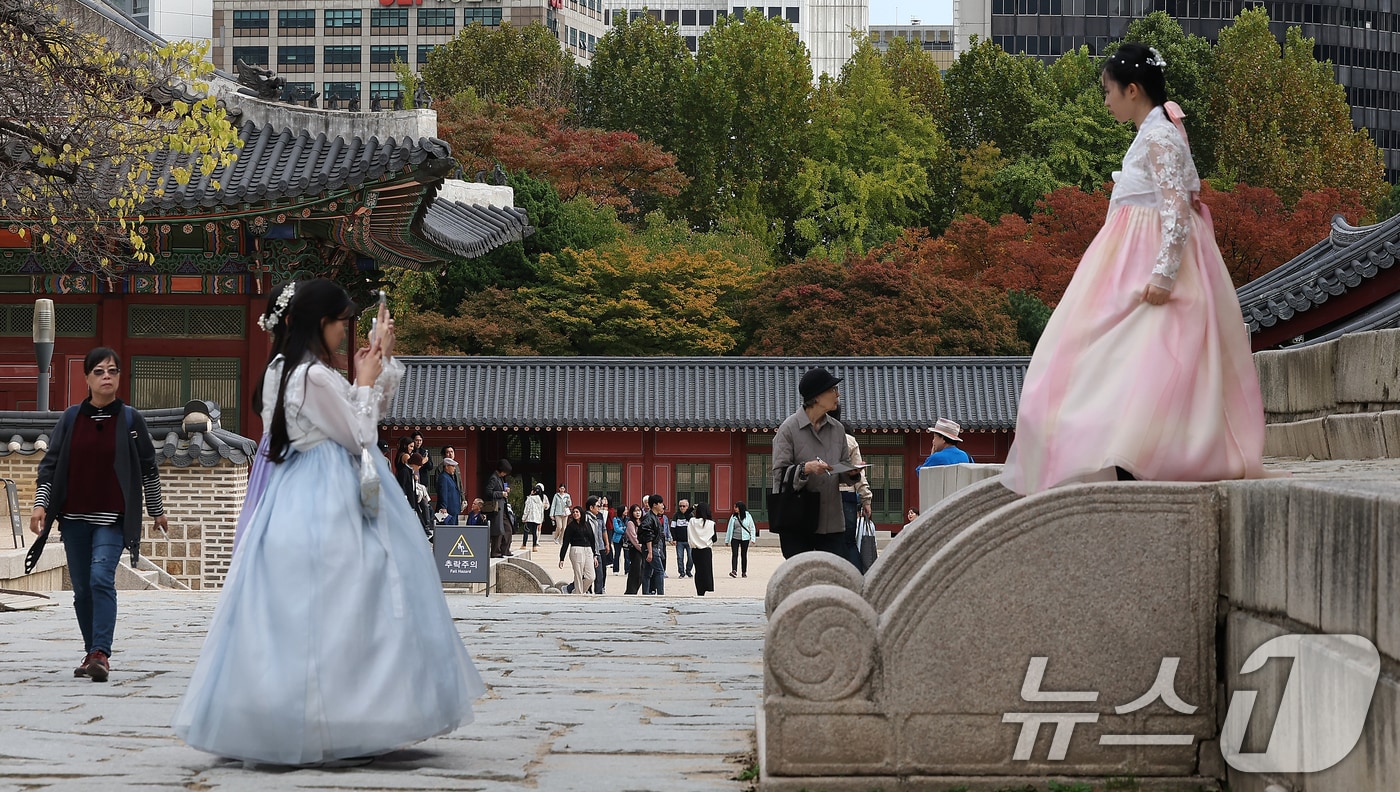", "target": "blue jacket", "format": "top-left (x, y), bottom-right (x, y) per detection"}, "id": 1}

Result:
top-left (918, 446), bottom-right (972, 468)
top-left (437, 470), bottom-right (462, 518)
